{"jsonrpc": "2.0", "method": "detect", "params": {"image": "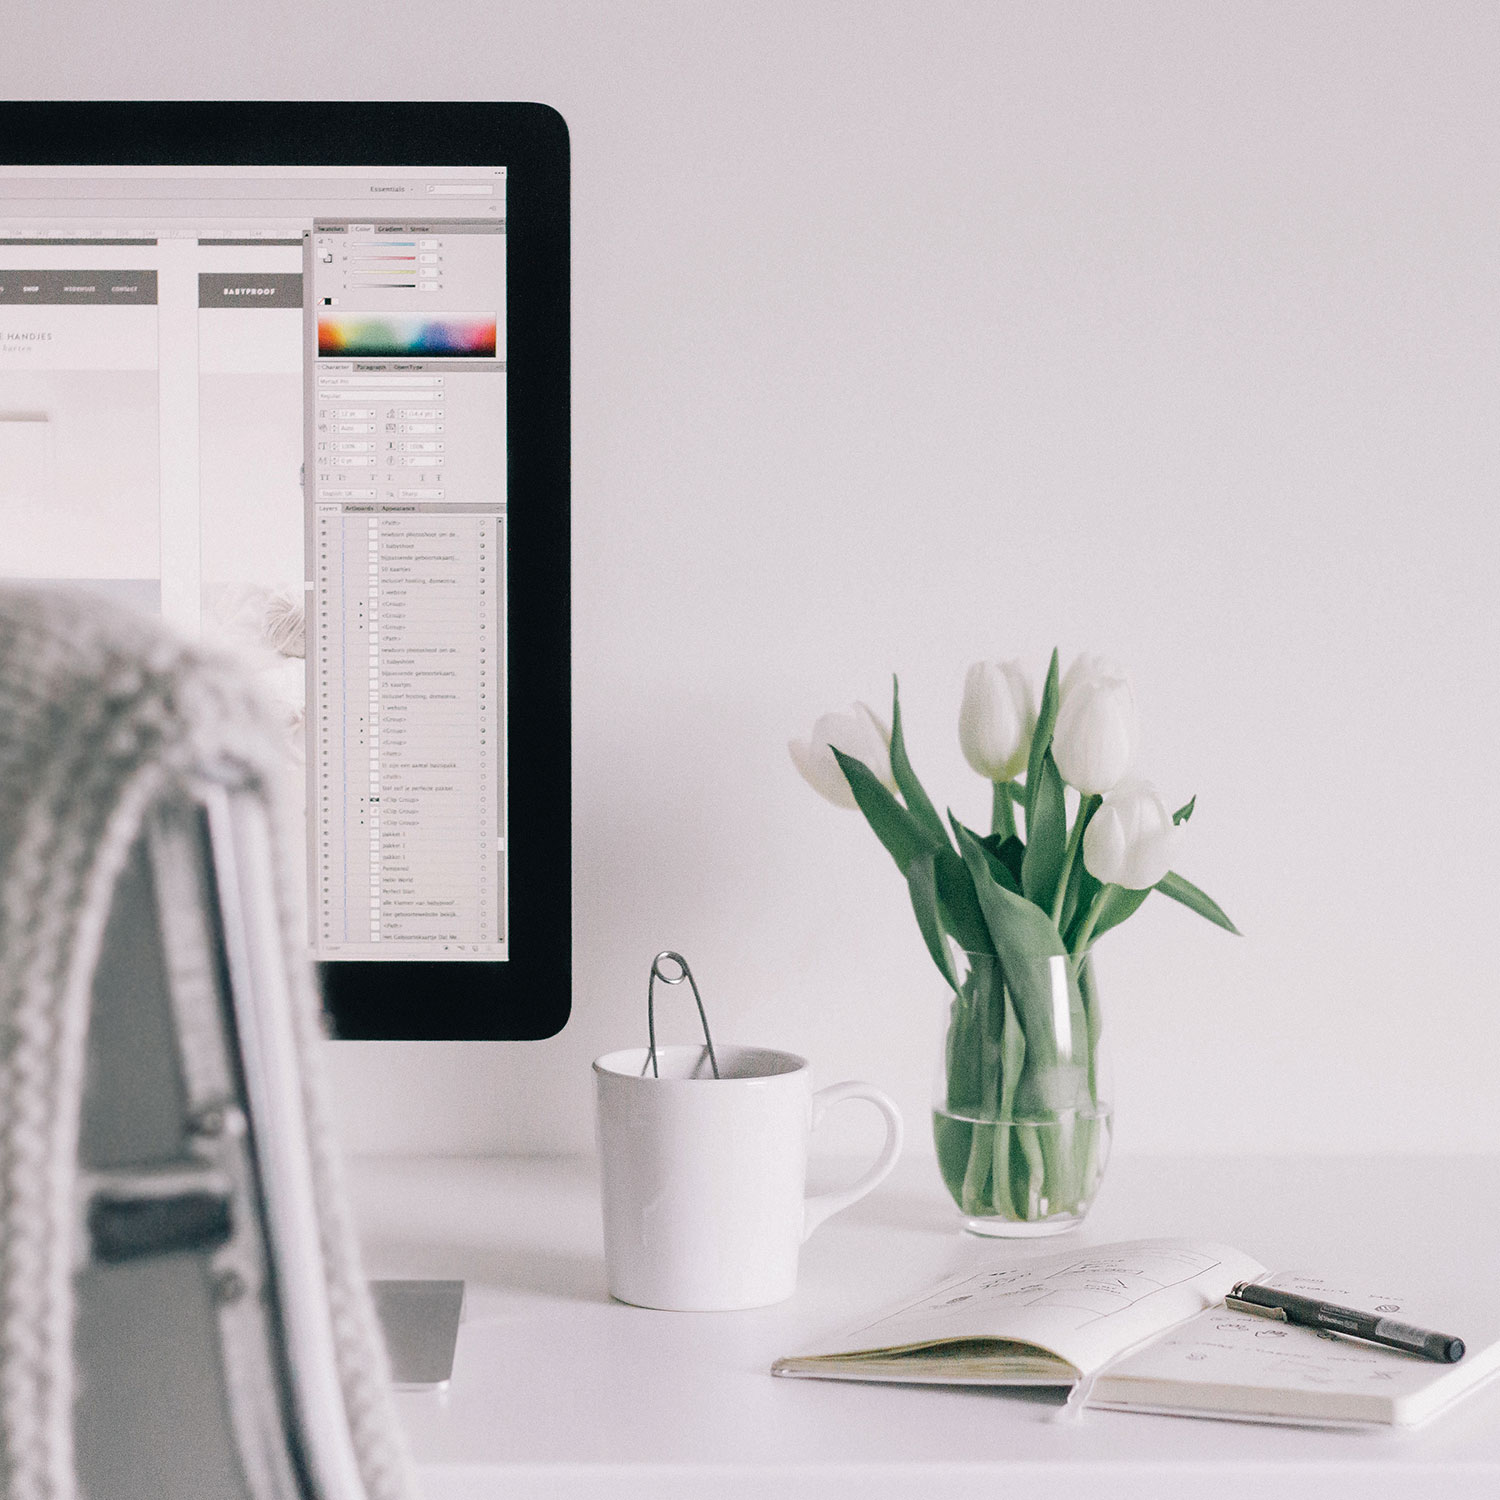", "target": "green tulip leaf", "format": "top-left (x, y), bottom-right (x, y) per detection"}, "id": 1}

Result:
top-left (833, 746), bottom-right (997, 958)
top-left (907, 852), bottom-right (959, 991)
top-left (832, 748), bottom-right (937, 870)
top-left (1156, 870), bottom-right (1241, 935)
top-left (1172, 795), bottom-right (1196, 826)
top-left (1021, 750), bottom-right (1066, 908)
top-left (952, 816), bottom-right (1020, 894)
top-left (1024, 648), bottom-right (1061, 814)
top-left (953, 821), bottom-right (1068, 1068)
top-left (838, 749), bottom-right (996, 957)
top-left (1088, 884), bottom-right (1152, 945)
top-left (980, 832), bottom-right (1027, 889)
top-left (933, 845), bottom-right (997, 956)
top-left (889, 676), bottom-right (950, 848)
top-left (1055, 793), bottom-right (1102, 935)
top-left (1059, 852), bottom-right (1094, 941)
